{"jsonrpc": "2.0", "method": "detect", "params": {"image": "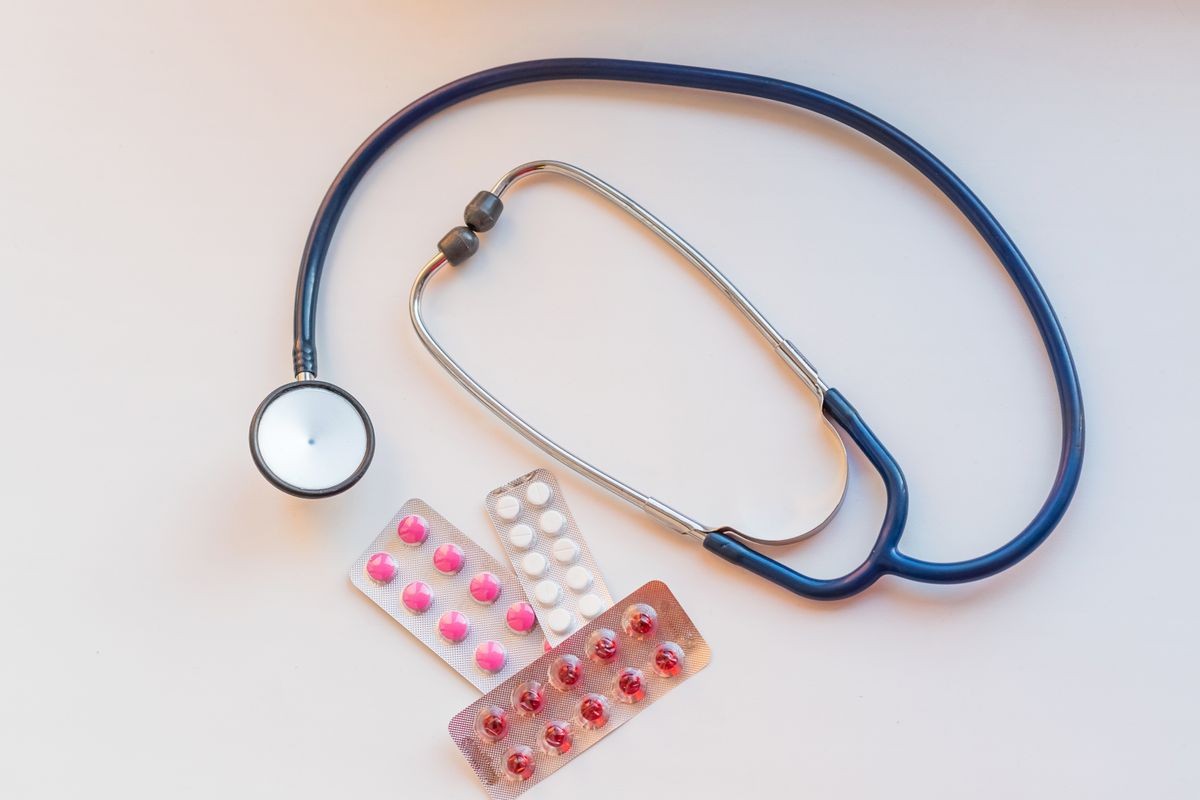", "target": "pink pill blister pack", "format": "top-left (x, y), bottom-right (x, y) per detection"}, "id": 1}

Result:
top-left (485, 469), bottom-right (614, 646)
top-left (448, 580), bottom-right (711, 798)
top-left (350, 499), bottom-right (545, 692)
